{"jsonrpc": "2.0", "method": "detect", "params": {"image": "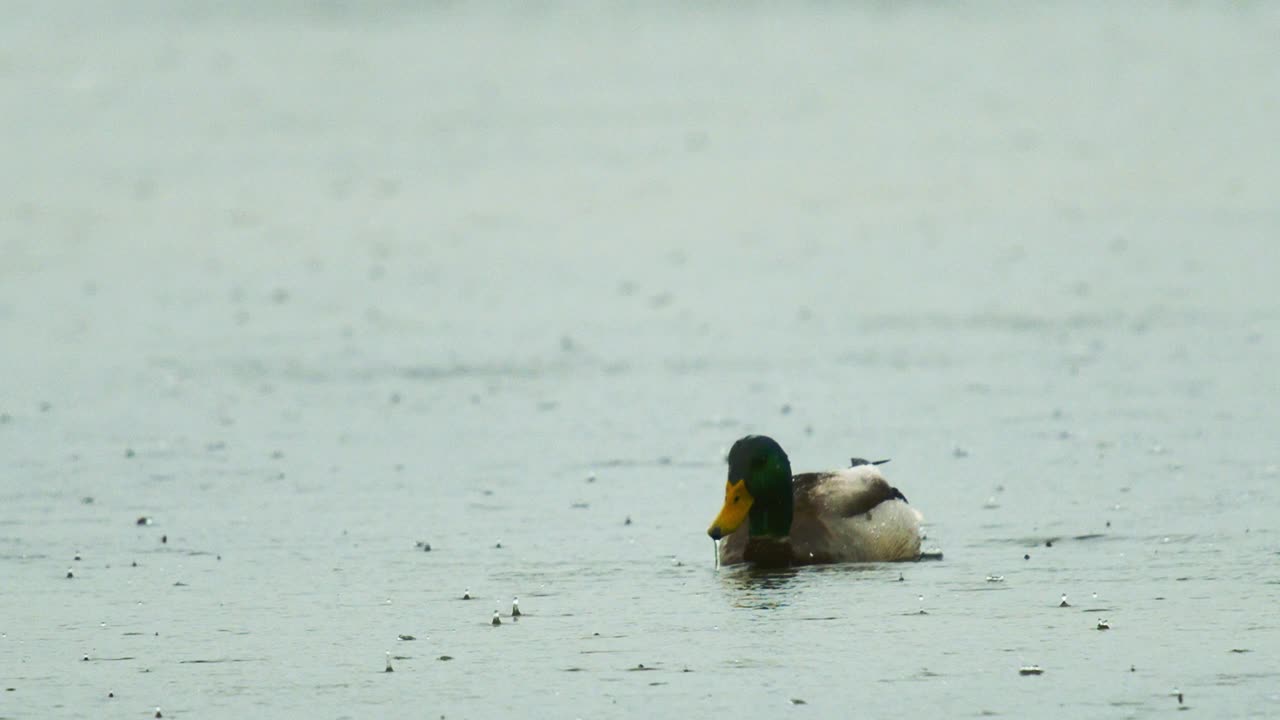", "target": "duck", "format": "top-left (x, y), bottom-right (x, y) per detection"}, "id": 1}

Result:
top-left (707, 435), bottom-right (924, 566)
